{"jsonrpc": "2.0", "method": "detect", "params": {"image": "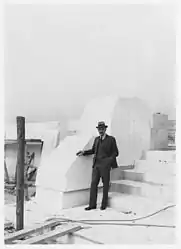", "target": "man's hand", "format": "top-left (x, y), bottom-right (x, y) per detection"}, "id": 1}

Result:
top-left (76, 150), bottom-right (84, 156)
